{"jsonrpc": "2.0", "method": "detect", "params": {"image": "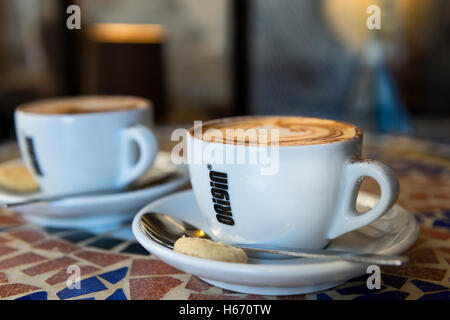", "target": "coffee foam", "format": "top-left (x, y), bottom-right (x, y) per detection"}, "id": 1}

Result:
top-left (196, 116), bottom-right (361, 146)
top-left (18, 96), bottom-right (150, 115)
